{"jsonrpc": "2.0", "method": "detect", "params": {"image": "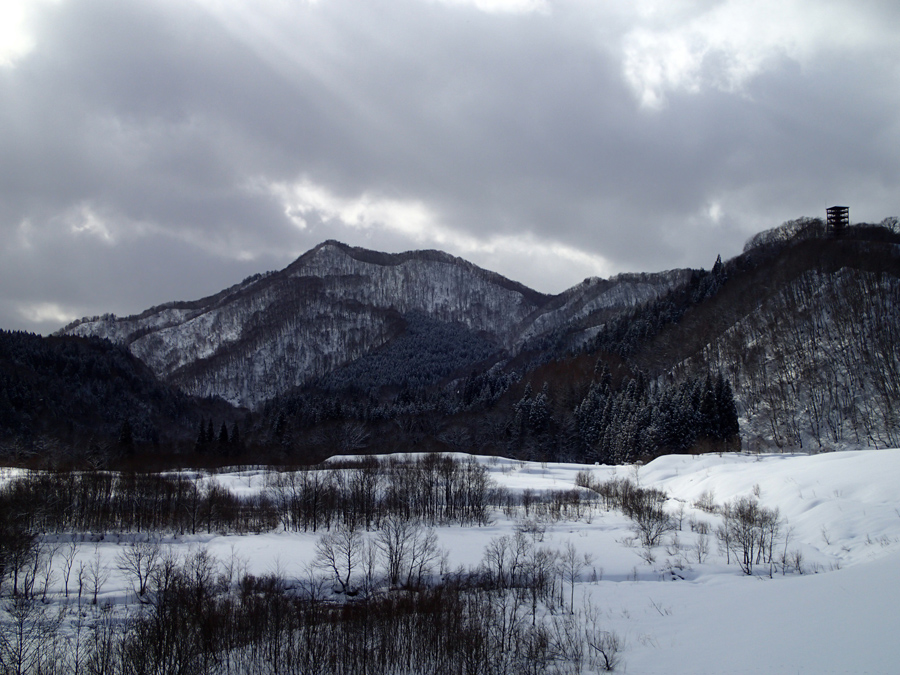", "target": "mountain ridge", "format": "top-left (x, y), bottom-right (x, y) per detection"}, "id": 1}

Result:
top-left (5, 220), bottom-right (899, 463)
top-left (60, 240), bottom-right (687, 407)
